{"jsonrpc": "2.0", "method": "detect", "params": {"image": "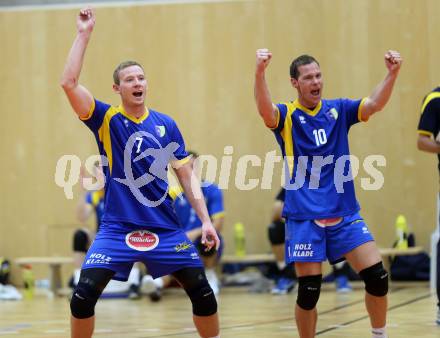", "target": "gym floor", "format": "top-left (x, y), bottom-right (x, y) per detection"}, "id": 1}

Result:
top-left (0, 281), bottom-right (438, 337)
